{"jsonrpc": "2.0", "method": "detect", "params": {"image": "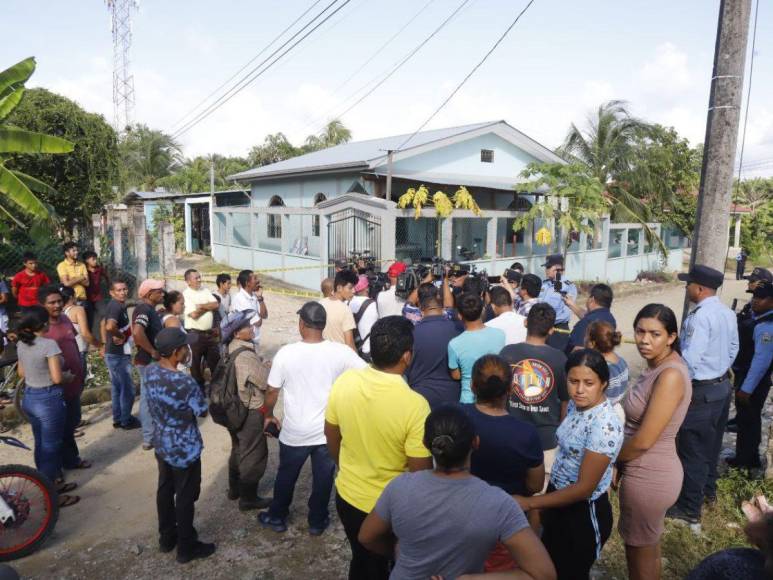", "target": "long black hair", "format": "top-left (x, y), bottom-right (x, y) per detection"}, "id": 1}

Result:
top-left (472, 355), bottom-right (512, 403)
top-left (423, 404), bottom-right (476, 471)
top-left (633, 303), bottom-right (682, 354)
top-left (16, 306), bottom-right (49, 345)
top-left (566, 348), bottom-right (610, 387)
